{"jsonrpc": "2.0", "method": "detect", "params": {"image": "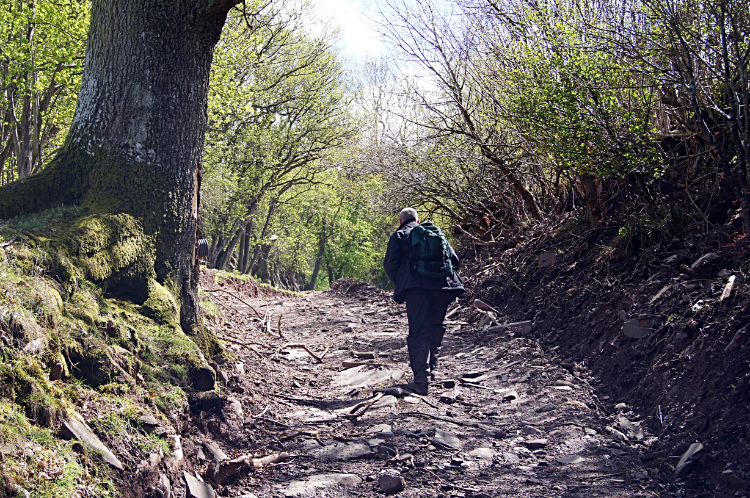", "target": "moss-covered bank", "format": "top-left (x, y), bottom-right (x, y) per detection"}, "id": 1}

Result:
top-left (0, 206), bottom-right (220, 496)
